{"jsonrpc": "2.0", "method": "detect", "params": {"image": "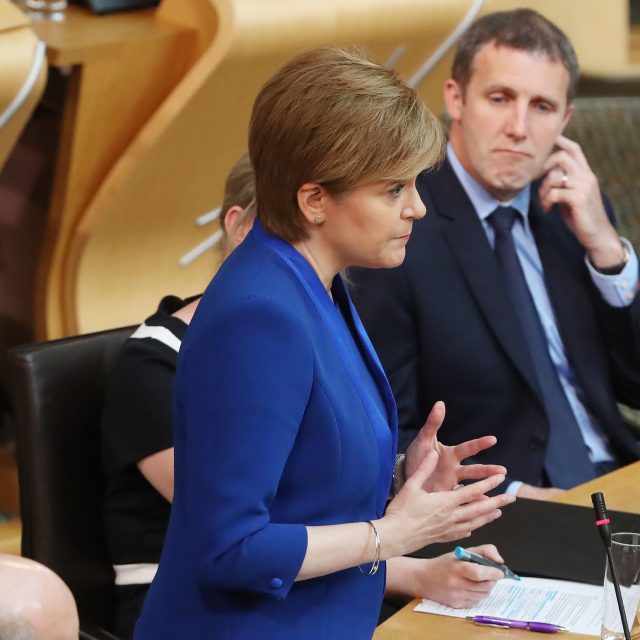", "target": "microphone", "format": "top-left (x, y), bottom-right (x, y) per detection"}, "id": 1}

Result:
top-left (591, 492), bottom-right (631, 640)
top-left (592, 491), bottom-right (612, 547)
